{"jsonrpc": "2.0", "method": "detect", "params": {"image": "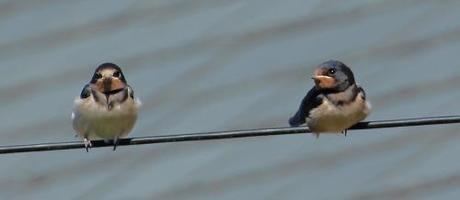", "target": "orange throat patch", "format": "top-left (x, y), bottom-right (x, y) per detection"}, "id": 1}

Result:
top-left (312, 75), bottom-right (335, 89)
top-left (96, 78), bottom-right (126, 93)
